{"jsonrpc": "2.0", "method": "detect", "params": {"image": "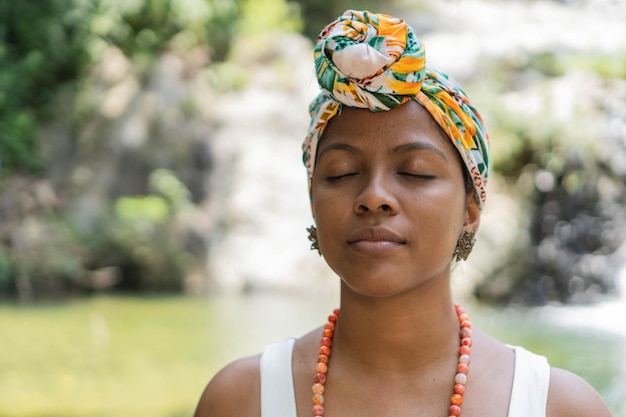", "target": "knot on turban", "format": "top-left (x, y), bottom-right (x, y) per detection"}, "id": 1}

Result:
top-left (314, 10), bottom-right (425, 110)
top-left (302, 10), bottom-right (490, 208)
